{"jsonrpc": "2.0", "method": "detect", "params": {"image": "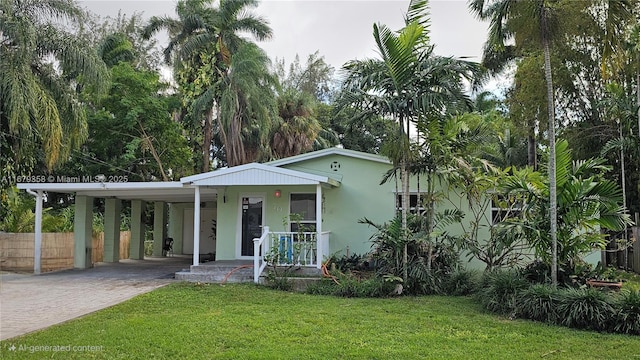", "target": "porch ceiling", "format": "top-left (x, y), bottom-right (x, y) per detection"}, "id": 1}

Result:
top-left (16, 182), bottom-right (218, 202)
